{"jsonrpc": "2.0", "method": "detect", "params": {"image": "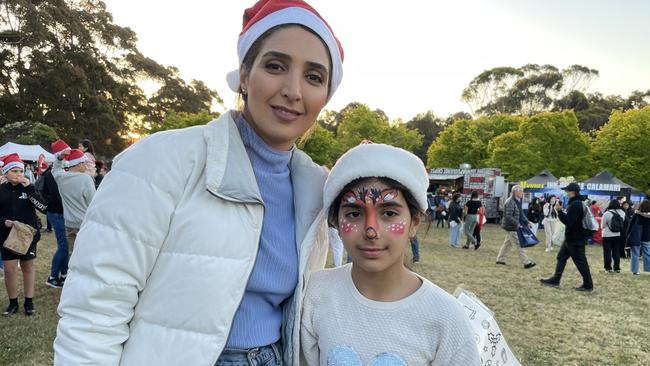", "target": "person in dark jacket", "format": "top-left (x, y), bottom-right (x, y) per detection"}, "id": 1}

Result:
top-left (626, 199), bottom-right (650, 274)
top-left (540, 182), bottom-right (594, 291)
top-left (448, 193), bottom-right (463, 248)
top-left (621, 200), bottom-right (634, 258)
top-left (496, 185), bottom-right (536, 268)
top-left (39, 164), bottom-right (69, 288)
top-left (1, 153), bottom-right (48, 316)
